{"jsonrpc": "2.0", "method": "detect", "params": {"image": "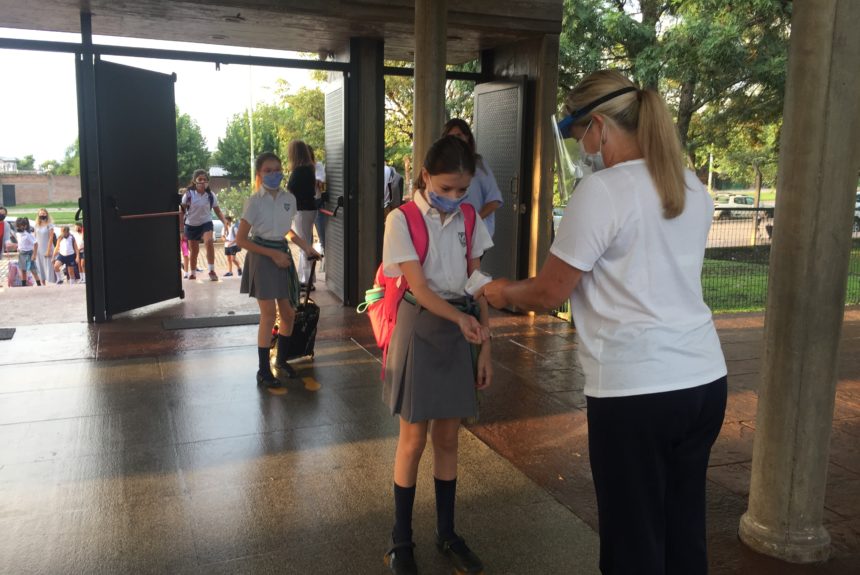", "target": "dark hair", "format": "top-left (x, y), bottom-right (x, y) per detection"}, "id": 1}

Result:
top-left (15, 217), bottom-right (30, 231)
top-left (413, 136), bottom-right (476, 191)
top-left (442, 118), bottom-right (486, 172)
top-left (288, 140), bottom-right (314, 170)
top-left (190, 169), bottom-right (209, 186)
top-left (255, 151), bottom-right (281, 173)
